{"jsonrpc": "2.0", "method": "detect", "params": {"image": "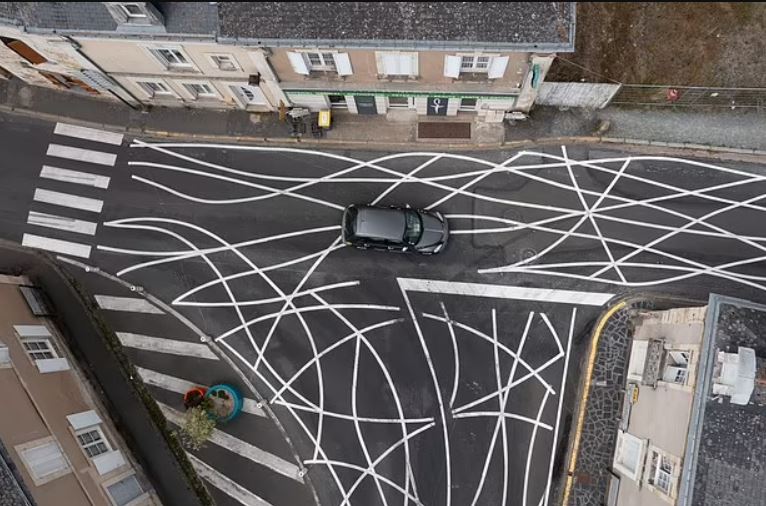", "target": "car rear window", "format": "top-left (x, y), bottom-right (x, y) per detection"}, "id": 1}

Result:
top-left (344, 207), bottom-right (358, 238)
